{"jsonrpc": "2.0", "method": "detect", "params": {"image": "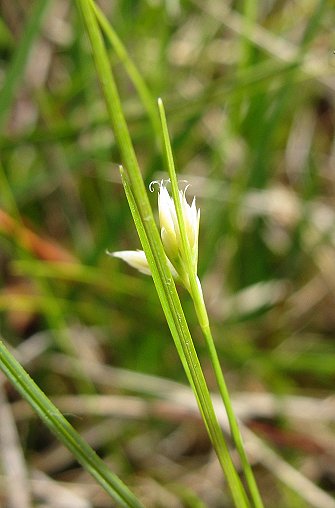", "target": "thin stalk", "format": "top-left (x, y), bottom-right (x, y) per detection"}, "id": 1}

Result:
top-left (0, 340), bottom-right (144, 508)
top-left (197, 305), bottom-right (264, 508)
top-left (158, 99), bottom-right (263, 508)
top-left (76, 2), bottom-right (250, 506)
